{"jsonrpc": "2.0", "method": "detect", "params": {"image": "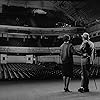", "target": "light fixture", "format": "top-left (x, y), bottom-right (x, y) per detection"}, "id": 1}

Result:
top-left (33, 9), bottom-right (47, 14)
